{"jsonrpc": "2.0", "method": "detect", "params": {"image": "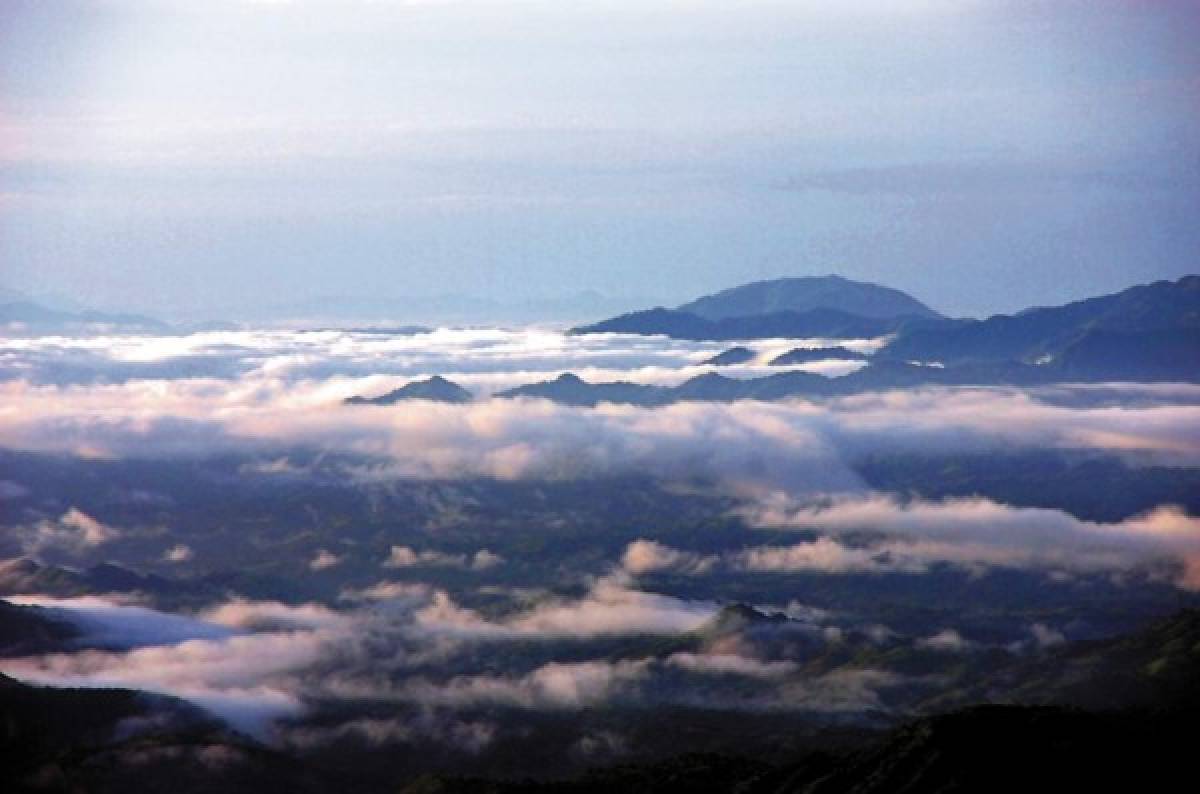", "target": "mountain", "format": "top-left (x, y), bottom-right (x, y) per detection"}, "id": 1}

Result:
top-left (0, 558), bottom-right (197, 600)
top-left (701, 346), bottom-right (756, 366)
top-left (571, 275), bottom-right (950, 340)
top-left (574, 275), bottom-right (1200, 381)
top-left (399, 610), bottom-right (1200, 794)
top-left (769, 346), bottom-right (869, 366)
top-left (0, 671), bottom-right (331, 794)
top-left (885, 275), bottom-right (1200, 373)
top-left (572, 307), bottom-right (954, 341)
top-left (0, 600), bottom-right (78, 656)
top-left (498, 373), bottom-right (661, 407)
top-left (679, 275), bottom-right (943, 321)
top-left (345, 376), bottom-right (474, 405)
top-left (494, 359), bottom-right (1054, 407)
top-left (0, 301), bottom-right (170, 336)
top-left (945, 608), bottom-right (1200, 711)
